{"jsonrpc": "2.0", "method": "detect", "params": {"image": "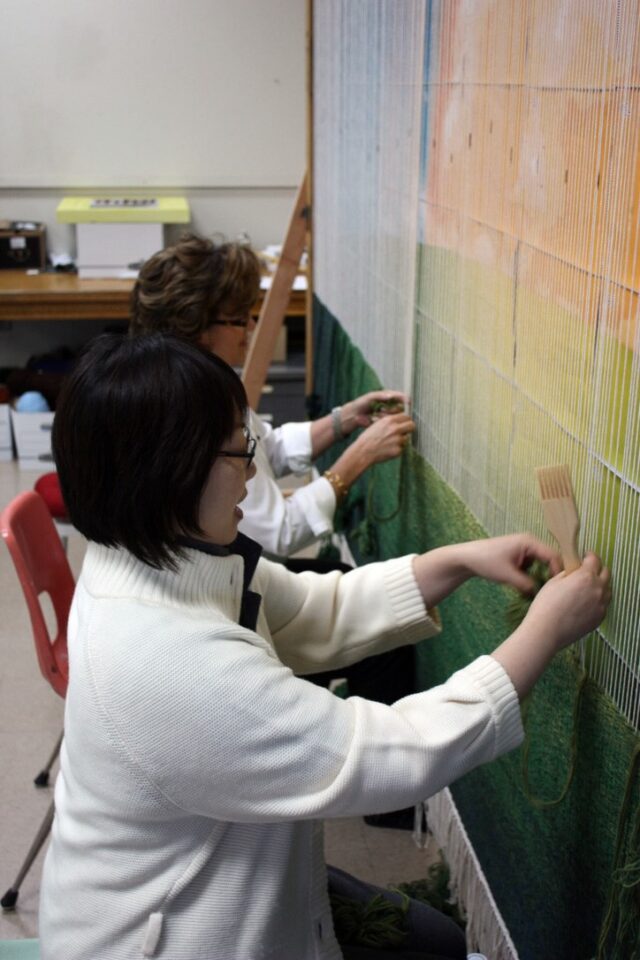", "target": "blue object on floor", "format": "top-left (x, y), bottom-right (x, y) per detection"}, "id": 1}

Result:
top-left (14, 391), bottom-right (50, 413)
top-left (0, 940), bottom-right (40, 959)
